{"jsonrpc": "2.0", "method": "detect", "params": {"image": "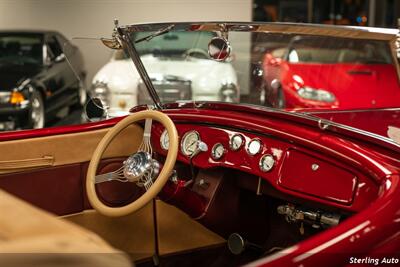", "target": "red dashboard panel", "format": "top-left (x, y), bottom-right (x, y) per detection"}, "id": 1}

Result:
top-left (151, 122), bottom-right (378, 212)
top-left (279, 149), bottom-right (357, 205)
